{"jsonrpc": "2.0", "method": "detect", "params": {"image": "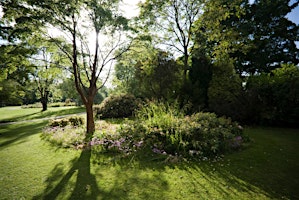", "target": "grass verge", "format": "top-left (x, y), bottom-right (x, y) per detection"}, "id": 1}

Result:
top-left (0, 122), bottom-right (298, 199)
